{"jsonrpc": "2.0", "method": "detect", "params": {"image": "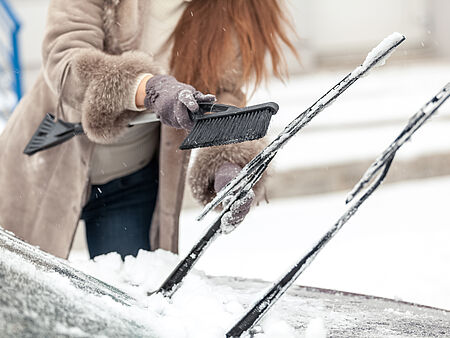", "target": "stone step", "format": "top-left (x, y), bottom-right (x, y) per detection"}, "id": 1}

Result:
top-left (183, 151), bottom-right (450, 209)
